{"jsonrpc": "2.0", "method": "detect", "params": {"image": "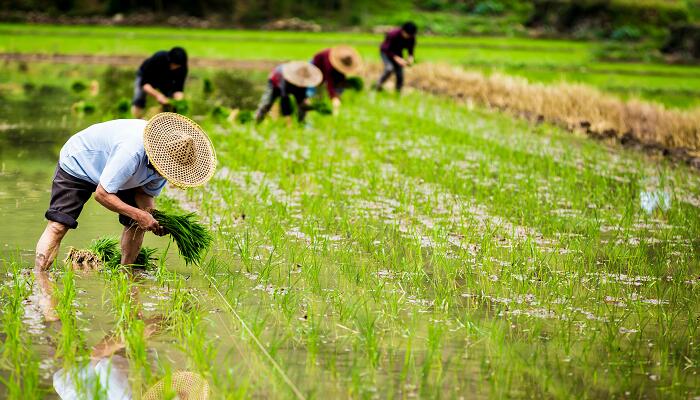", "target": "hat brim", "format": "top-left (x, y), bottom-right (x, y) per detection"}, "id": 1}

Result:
top-left (329, 46), bottom-right (362, 76)
top-left (281, 61), bottom-right (323, 88)
top-left (144, 113), bottom-right (217, 189)
top-left (142, 371), bottom-right (209, 400)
